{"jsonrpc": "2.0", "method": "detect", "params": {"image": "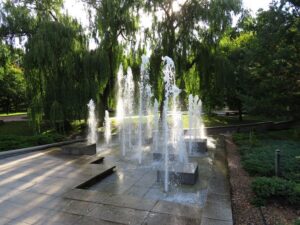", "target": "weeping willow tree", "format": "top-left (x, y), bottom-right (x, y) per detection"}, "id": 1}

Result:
top-left (144, 0), bottom-right (241, 111)
top-left (84, 0), bottom-right (141, 119)
top-left (24, 17), bottom-right (89, 132)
